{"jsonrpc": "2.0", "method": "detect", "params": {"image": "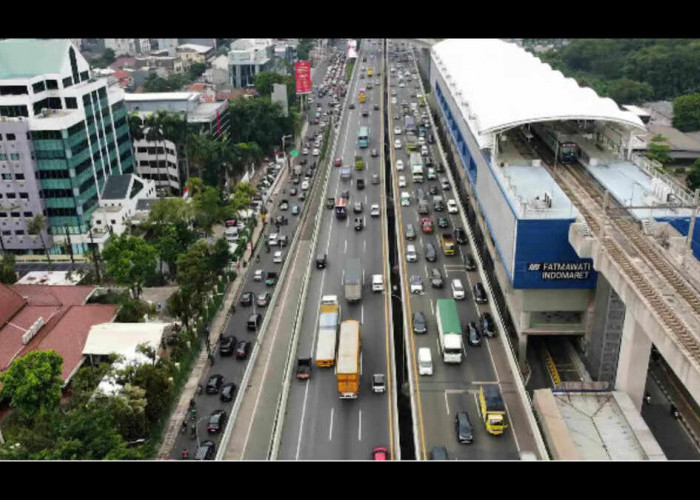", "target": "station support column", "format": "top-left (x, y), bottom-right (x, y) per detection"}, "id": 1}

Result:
top-left (615, 314), bottom-right (652, 410)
